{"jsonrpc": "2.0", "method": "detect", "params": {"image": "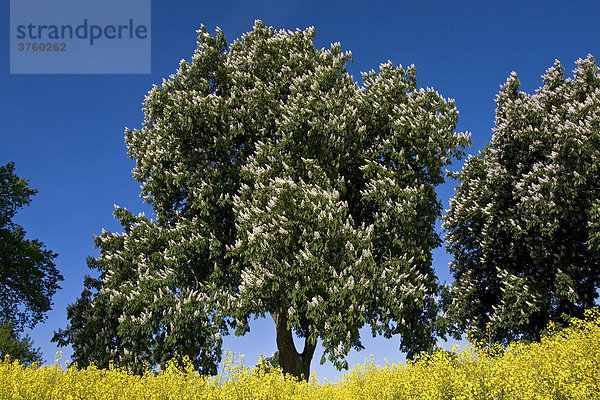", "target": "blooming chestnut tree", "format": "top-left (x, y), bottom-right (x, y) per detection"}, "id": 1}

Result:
top-left (55, 21), bottom-right (468, 380)
top-left (443, 55), bottom-right (600, 345)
